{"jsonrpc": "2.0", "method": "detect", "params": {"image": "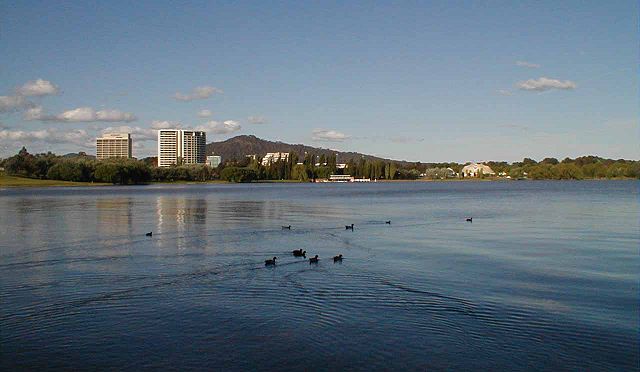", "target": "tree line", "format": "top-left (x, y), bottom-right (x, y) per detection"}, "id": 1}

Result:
top-left (1, 147), bottom-right (638, 184)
